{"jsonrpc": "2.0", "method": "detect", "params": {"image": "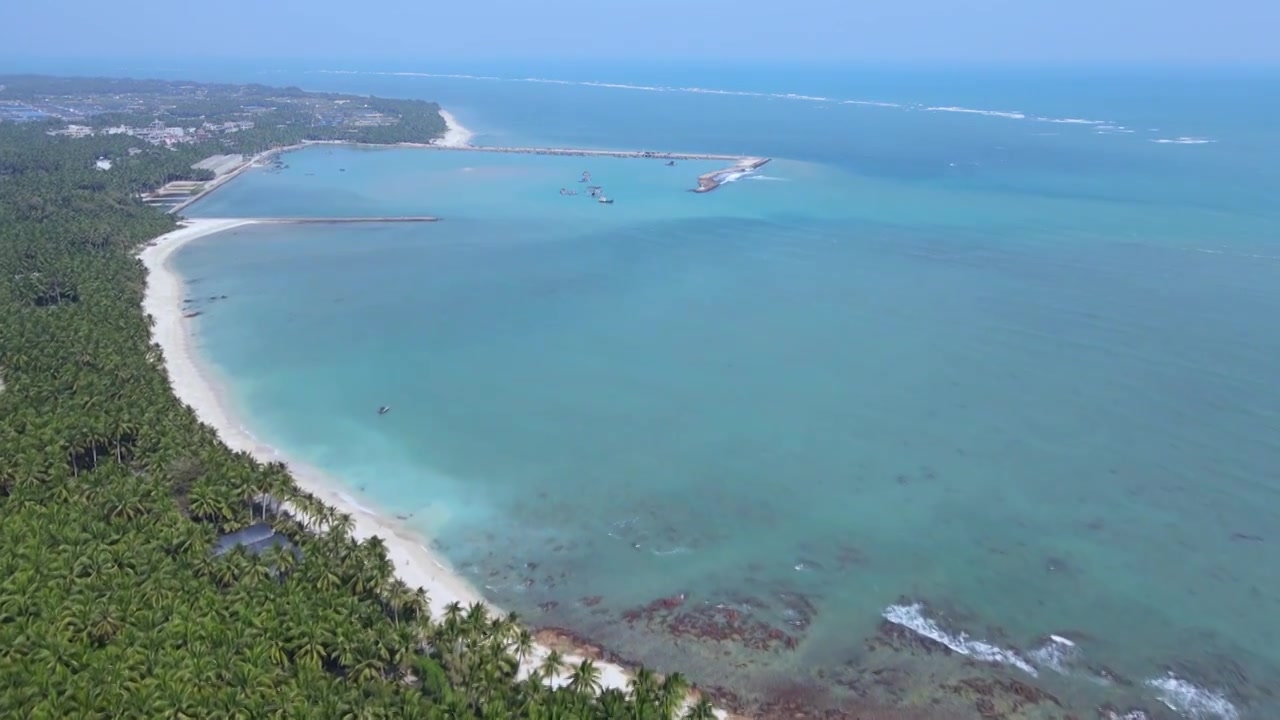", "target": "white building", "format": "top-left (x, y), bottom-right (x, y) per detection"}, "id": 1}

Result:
top-left (48, 124), bottom-right (94, 138)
